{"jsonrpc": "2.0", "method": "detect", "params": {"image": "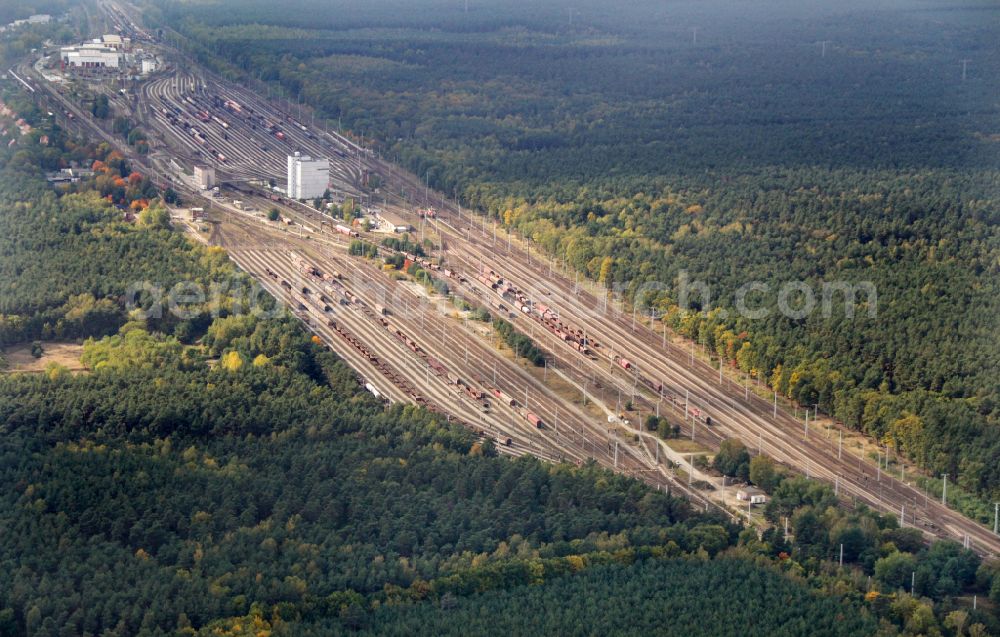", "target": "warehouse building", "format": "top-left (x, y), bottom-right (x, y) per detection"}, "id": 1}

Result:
top-left (286, 152), bottom-right (329, 200)
top-left (59, 35), bottom-right (130, 71)
top-left (60, 43), bottom-right (122, 69)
